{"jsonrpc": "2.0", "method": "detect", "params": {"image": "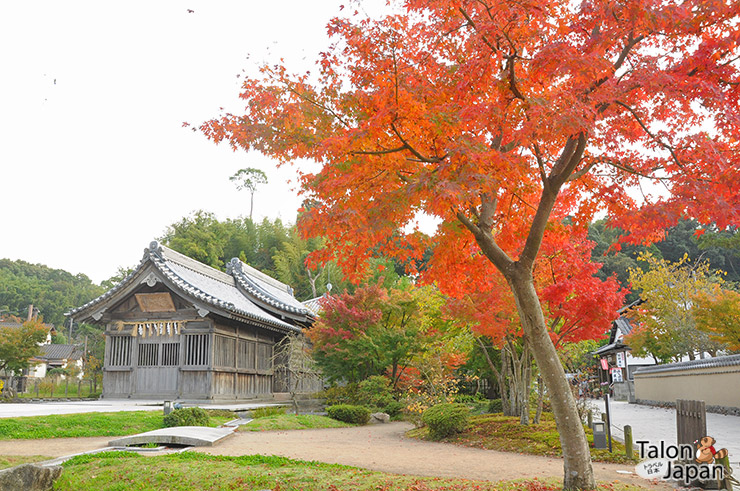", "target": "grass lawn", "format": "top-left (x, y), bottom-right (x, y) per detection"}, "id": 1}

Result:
top-left (0, 410), bottom-right (235, 440)
top-left (240, 413), bottom-right (352, 432)
top-left (54, 451), bottom-right (654, 491)
top-left (407, 413), bottom-right (638, 465)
